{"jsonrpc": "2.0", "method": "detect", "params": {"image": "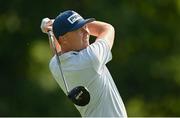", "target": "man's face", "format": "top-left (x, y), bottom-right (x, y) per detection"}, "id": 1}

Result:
top-left (63, 25), bottom-right (90, 51)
